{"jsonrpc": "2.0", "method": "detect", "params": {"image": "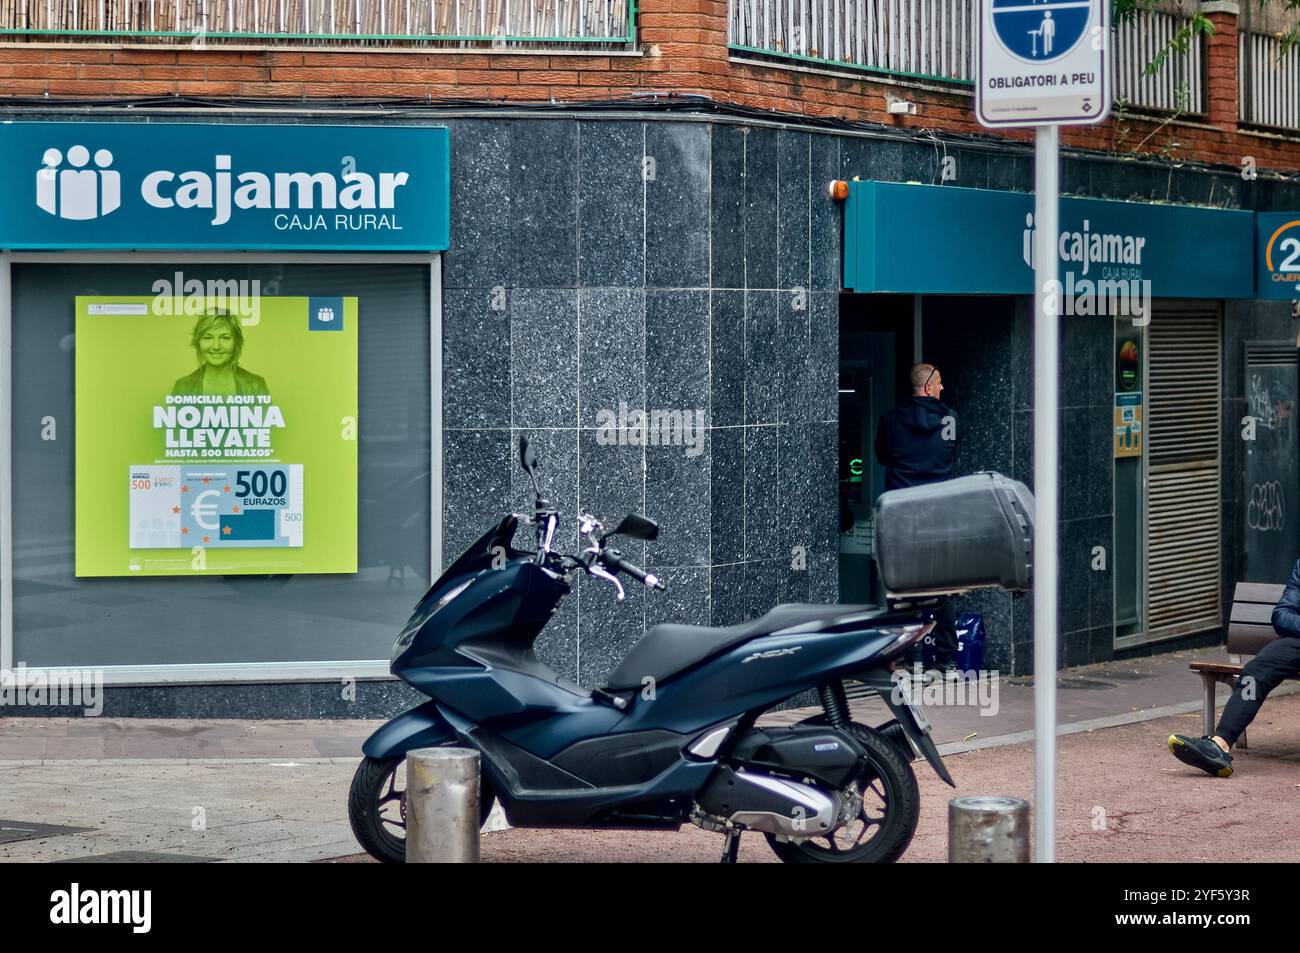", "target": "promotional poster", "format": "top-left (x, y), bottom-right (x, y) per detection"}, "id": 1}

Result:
top-left (74, 294), bottom-right (358, 576)
top-left (1114, 337), bottom-right (1142, 458)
